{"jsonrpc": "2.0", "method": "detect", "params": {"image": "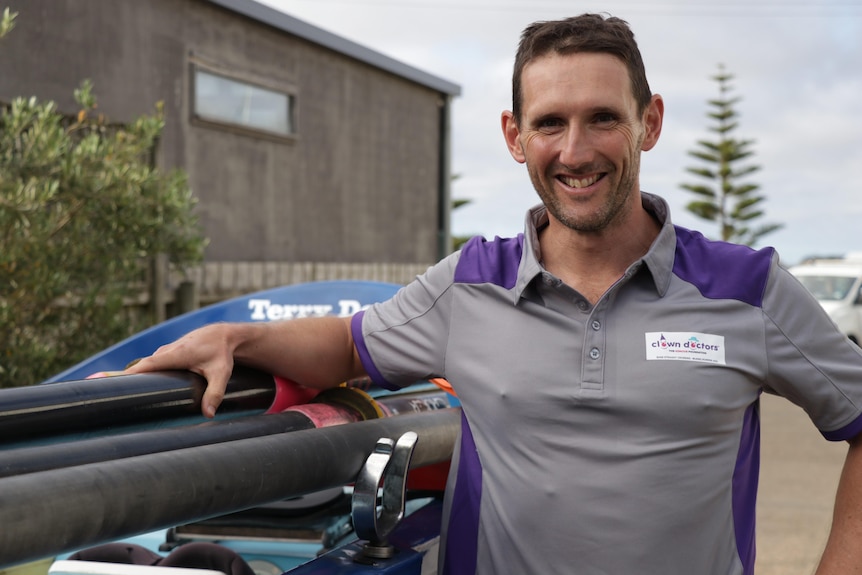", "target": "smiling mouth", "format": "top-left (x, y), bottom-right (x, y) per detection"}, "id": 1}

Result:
top-left (559, 173), bottom-right (602, 189)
